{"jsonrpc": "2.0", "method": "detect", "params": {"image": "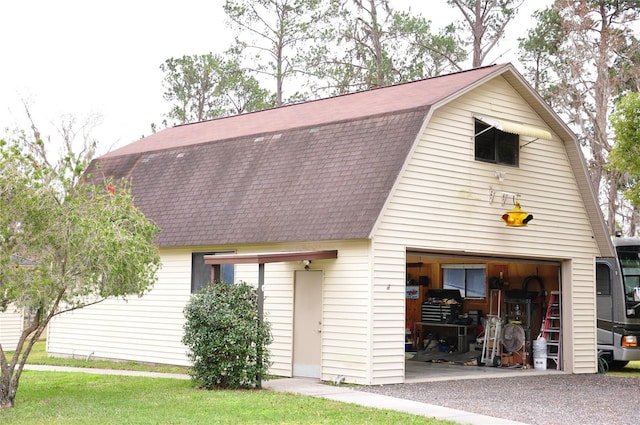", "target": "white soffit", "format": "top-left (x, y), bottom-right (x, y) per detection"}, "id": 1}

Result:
top-left (474, 114), bottom-right (553, 140)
